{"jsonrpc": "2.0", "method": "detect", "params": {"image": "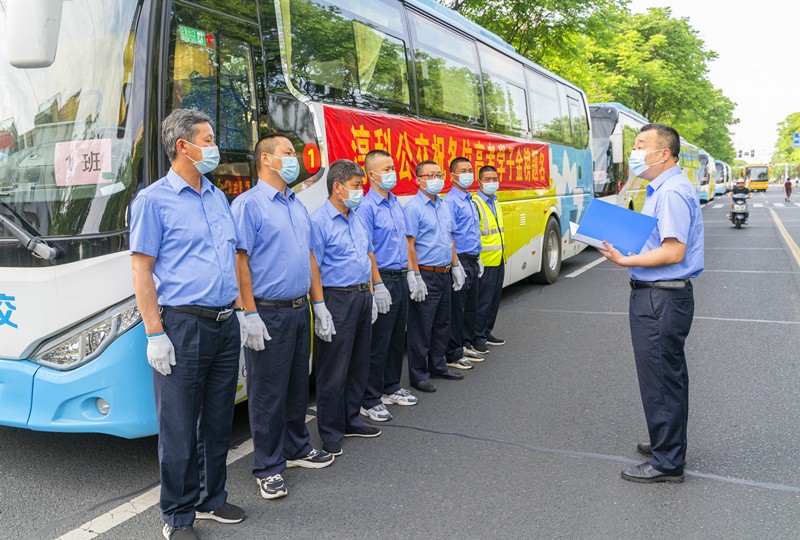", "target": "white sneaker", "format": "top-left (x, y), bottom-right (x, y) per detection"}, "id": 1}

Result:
top-left (463, 347), bottom-right (485, 362)
top-left (381, 388), bottom-right (419, 406)
top-left (360, 404), bottom-right (393, 422)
